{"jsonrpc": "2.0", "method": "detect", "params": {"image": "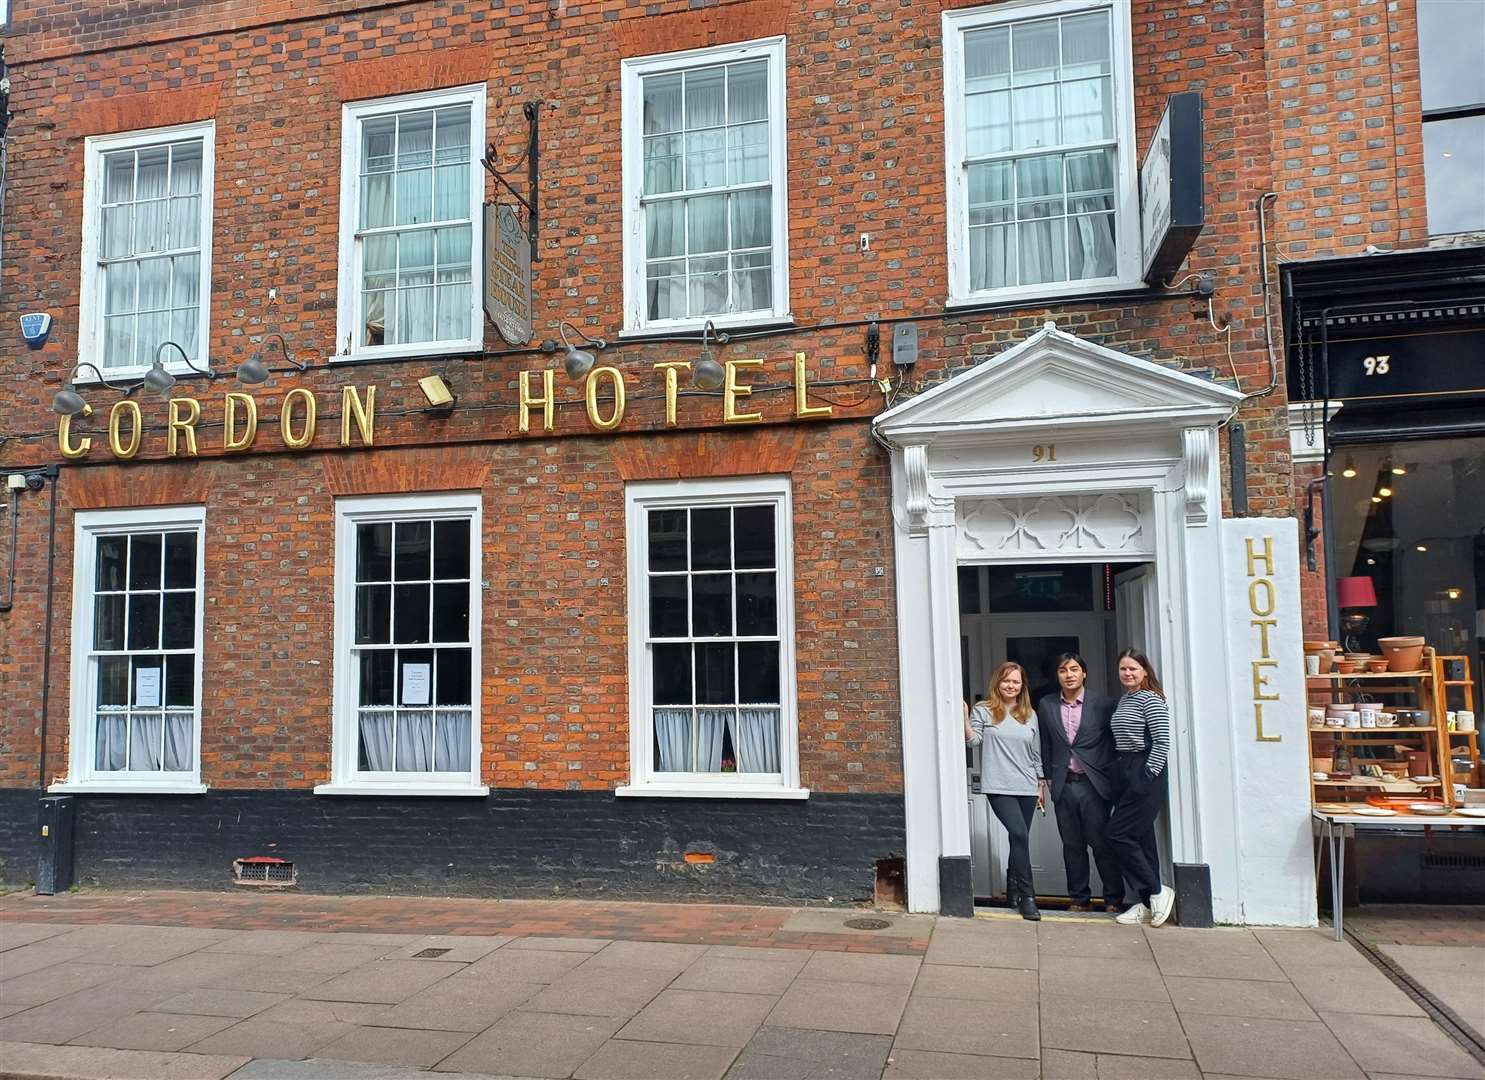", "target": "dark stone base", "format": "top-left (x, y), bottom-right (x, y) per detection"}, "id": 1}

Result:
top-left (1173, 861), bottom-right (1213, 927)
top-left (0, 788), bottom-right (36, 886)
top-left (938, 855), bottom-right (974, 917)
top-left (0, 788), bottom-right (905, 904)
